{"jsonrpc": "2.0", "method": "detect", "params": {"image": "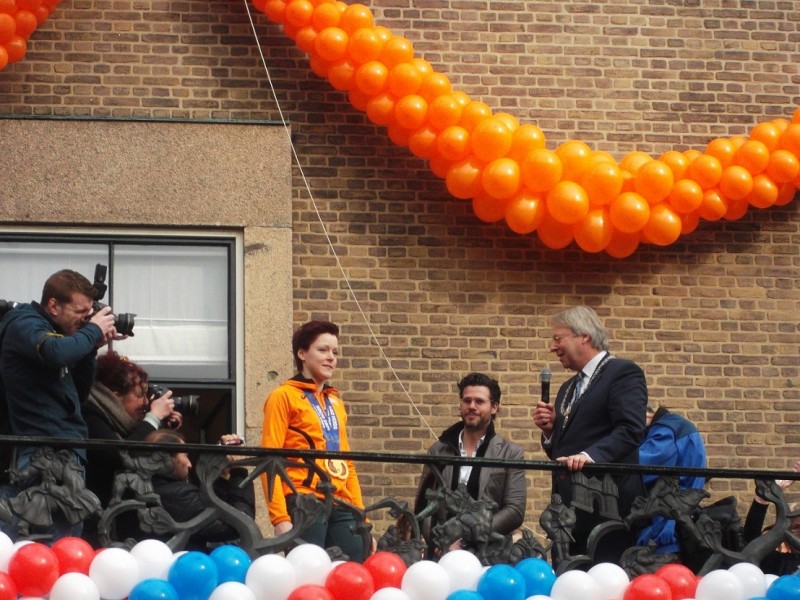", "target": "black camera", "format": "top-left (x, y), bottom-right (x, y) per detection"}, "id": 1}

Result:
top-left (92, 264), bottom-right (136, 337)
top-left (0, 300), bottom-right (18, 321)
top-left (147, 384), bottom-right (200, 418)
